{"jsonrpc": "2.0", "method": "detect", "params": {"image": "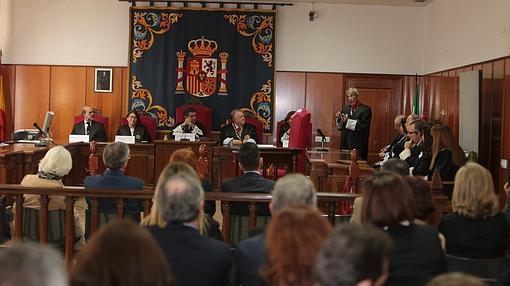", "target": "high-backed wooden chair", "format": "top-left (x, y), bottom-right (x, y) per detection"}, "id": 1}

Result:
top-left (175, 104), bottom-right (212, 136)
top-left (74, 114), bottom-right (109, 135)
top-left (244, 116), bottom-right (264, 144)
top-left (120, 112), bottom-right (157, 142)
